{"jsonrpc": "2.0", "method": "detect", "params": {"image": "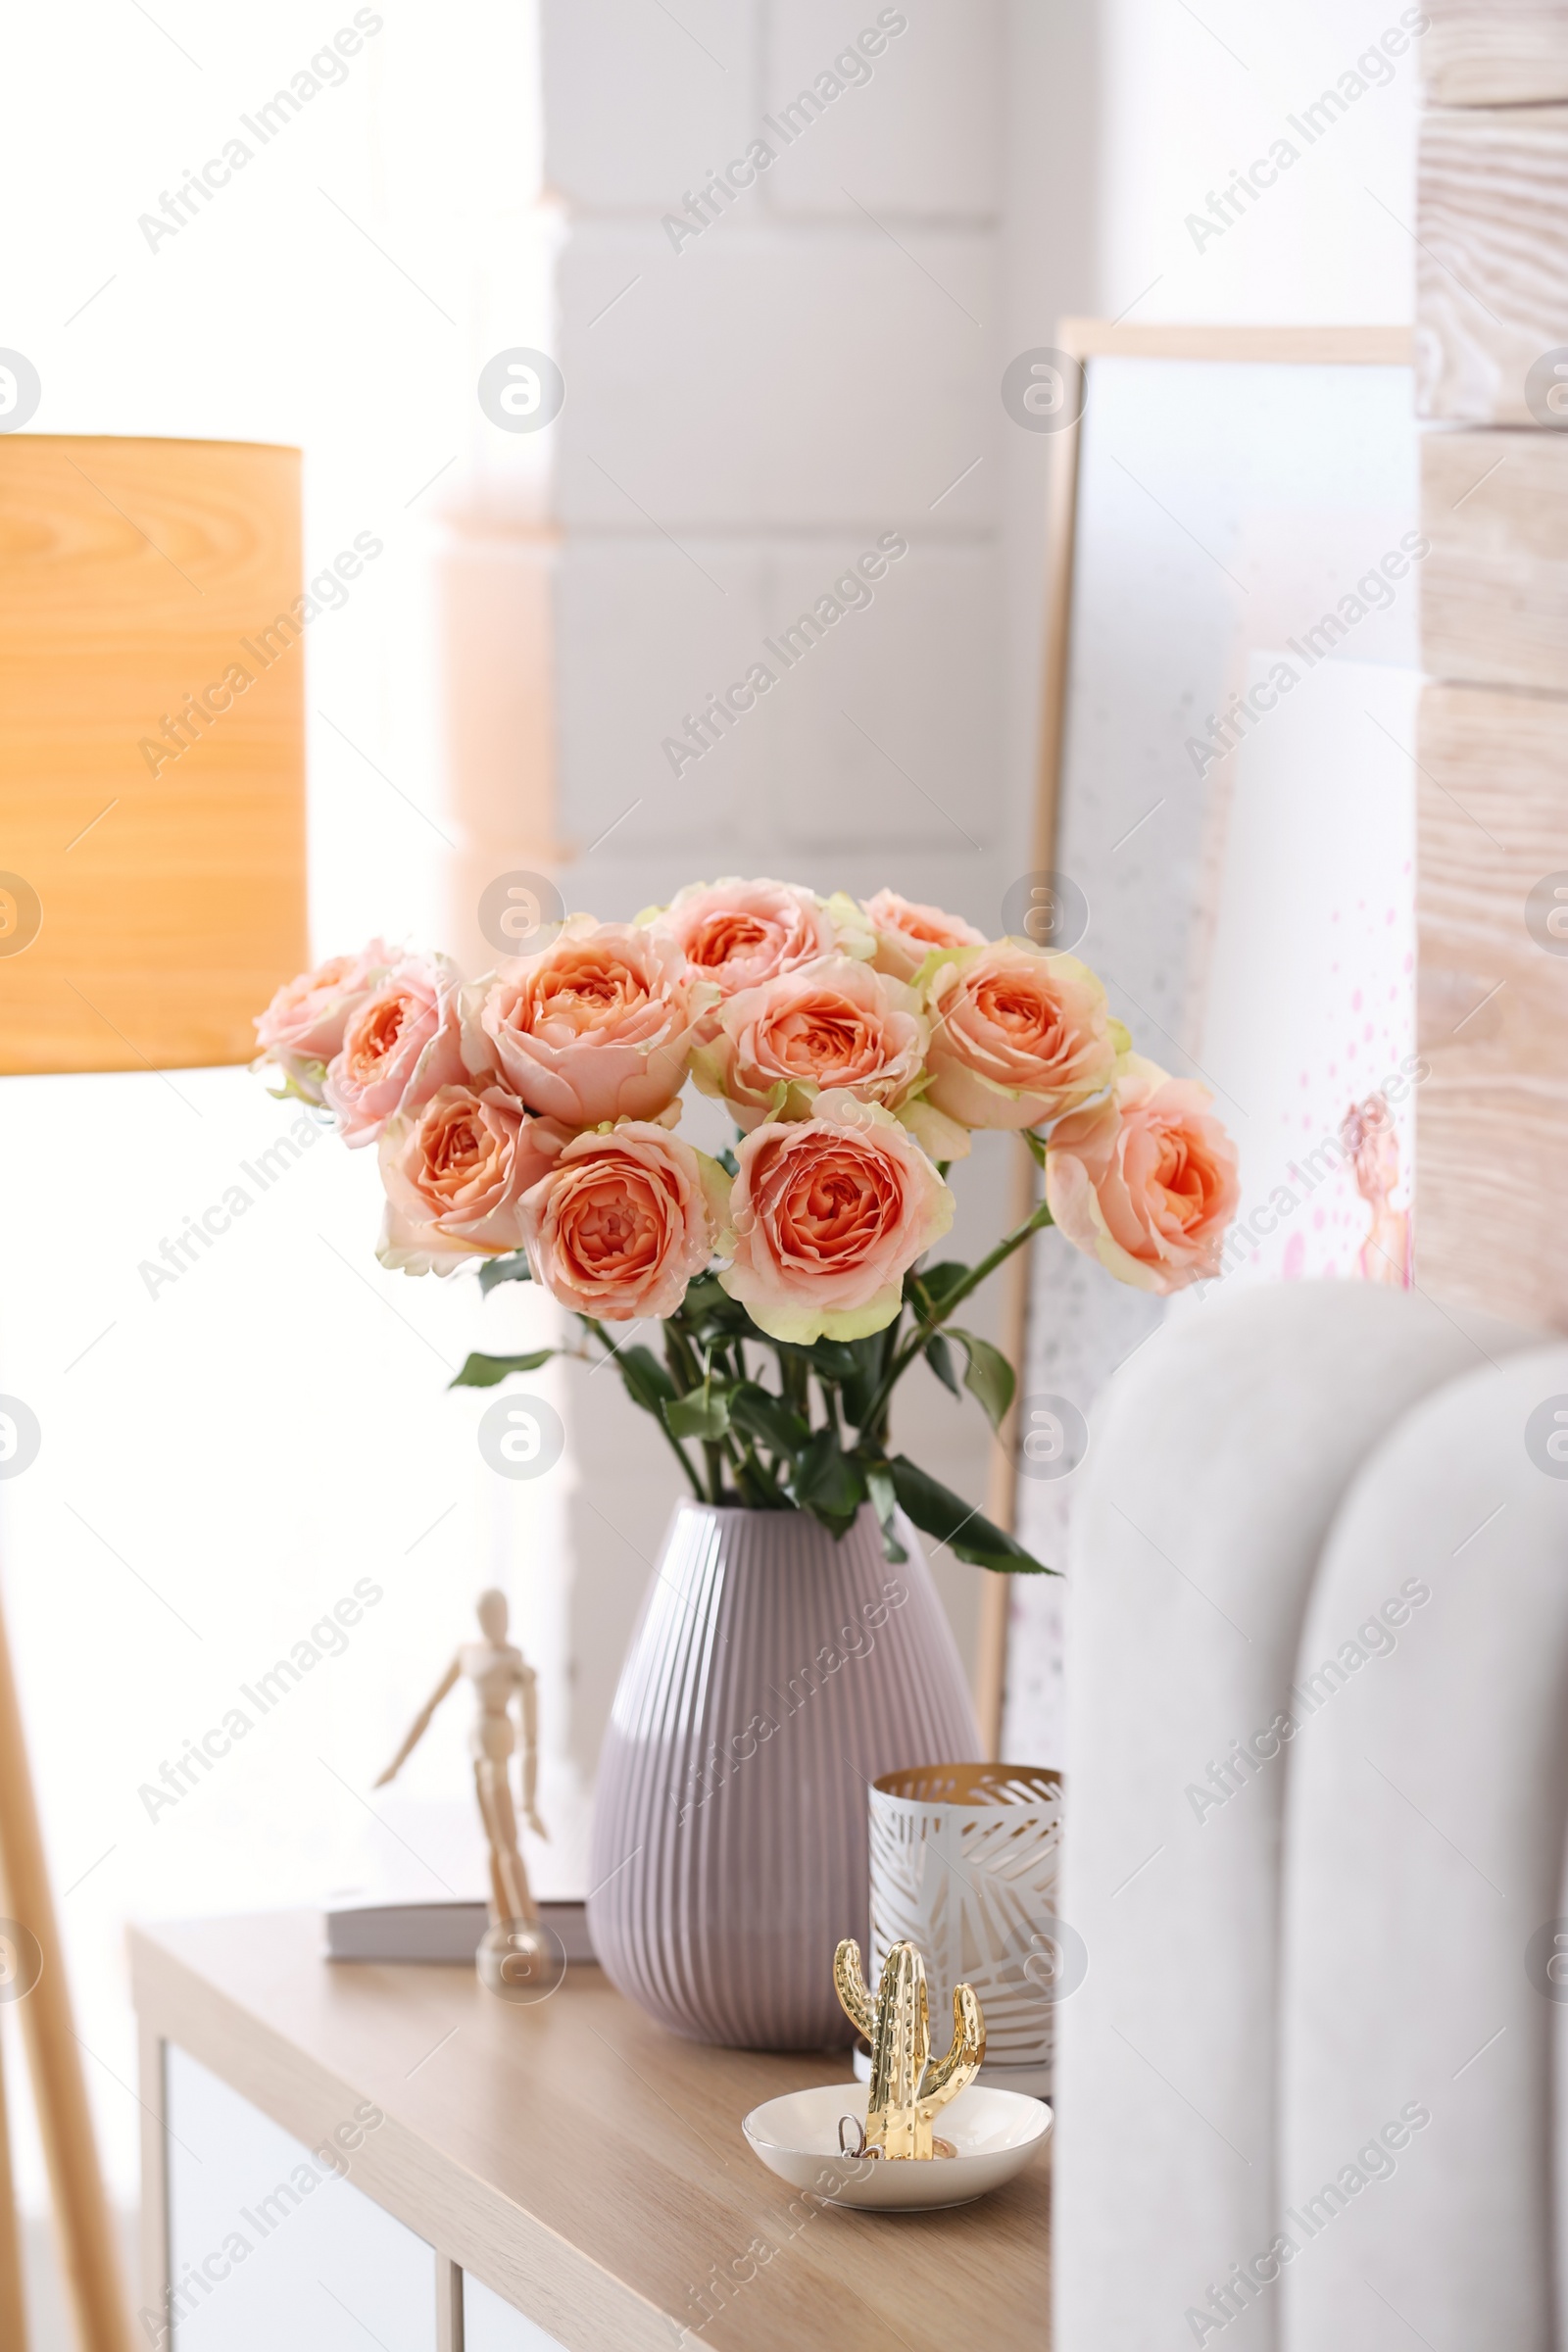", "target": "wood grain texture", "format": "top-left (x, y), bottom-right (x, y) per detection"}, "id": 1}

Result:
top-left (1416, 106), bottom-right (1568, 421)
top-left (1423, 2), bottom-right (1568, 105)
top-left (1417, 681), bottom-right (1568, 1328)
top-left (1422, 426), bottom-right (1568, 688)
top-left (130, 1913), bottom-right (1050, 2352)
top-left (0, 437), bottom-right (308, 1073)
